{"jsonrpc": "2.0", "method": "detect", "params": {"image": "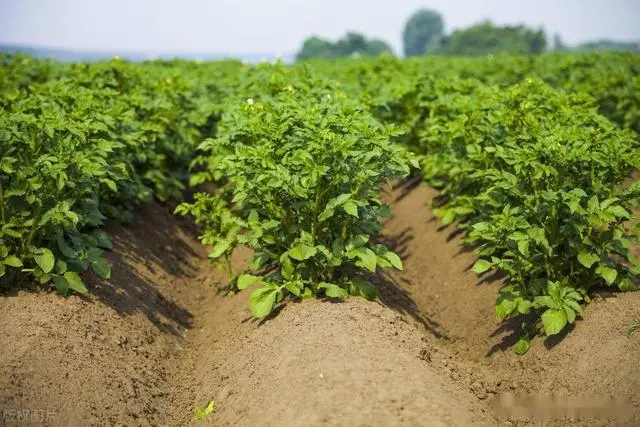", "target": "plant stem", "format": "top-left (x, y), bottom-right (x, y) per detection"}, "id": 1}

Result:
top-left (23, 204), bottom-right (41, 254)
top-left (0, 181), bottom-right (5, 224)
top-left (224, 253), bottom-right (233, 283)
